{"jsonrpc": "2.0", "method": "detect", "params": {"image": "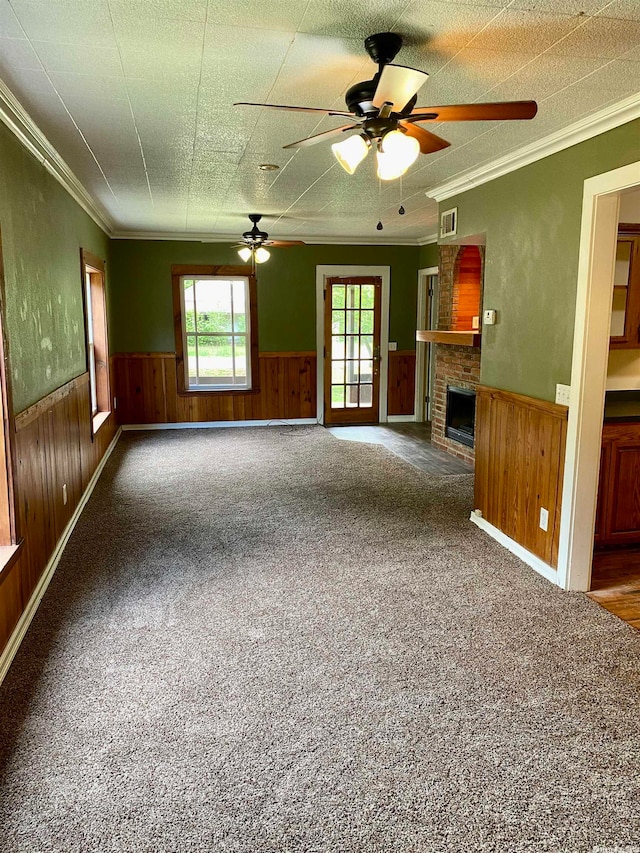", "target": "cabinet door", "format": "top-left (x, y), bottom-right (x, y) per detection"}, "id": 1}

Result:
top-left (610, 234), bottom-right (640, 349)
top-left (604, 433), bottom-right (640, 543)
